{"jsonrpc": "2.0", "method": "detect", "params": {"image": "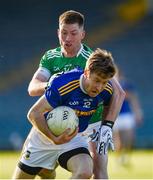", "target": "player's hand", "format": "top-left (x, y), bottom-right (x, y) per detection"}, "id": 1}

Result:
top-left (53, 127), bottom-right (79, 145)
top-left (97, 125), bottom-right (114, 155)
